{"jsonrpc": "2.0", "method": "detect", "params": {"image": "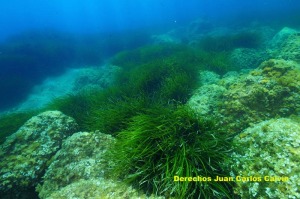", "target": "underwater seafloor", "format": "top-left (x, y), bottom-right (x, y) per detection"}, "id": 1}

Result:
top-left (0, 18), bottom-right (300, 199)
